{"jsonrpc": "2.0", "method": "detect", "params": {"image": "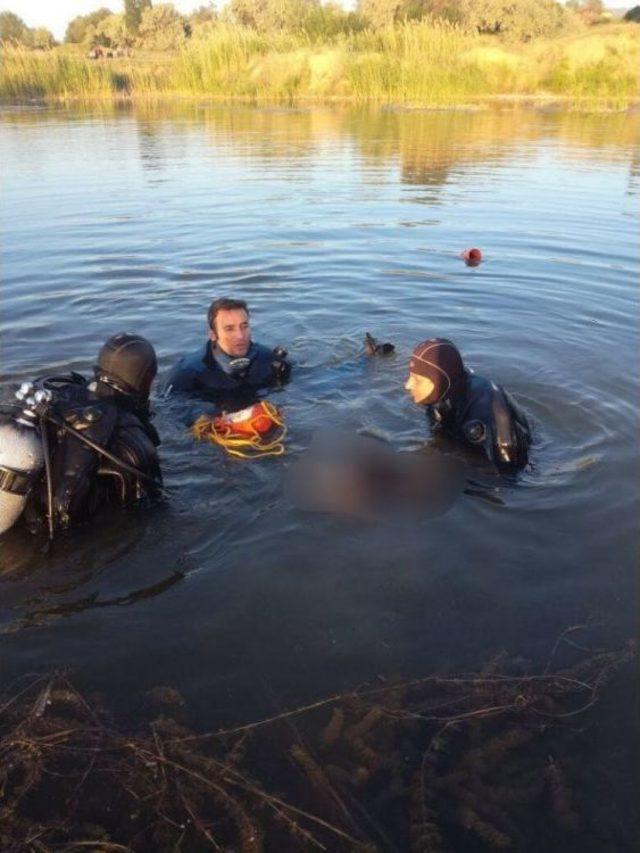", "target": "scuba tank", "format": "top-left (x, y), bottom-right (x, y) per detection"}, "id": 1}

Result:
top-left (0, 383), bottom-right (48, 535)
